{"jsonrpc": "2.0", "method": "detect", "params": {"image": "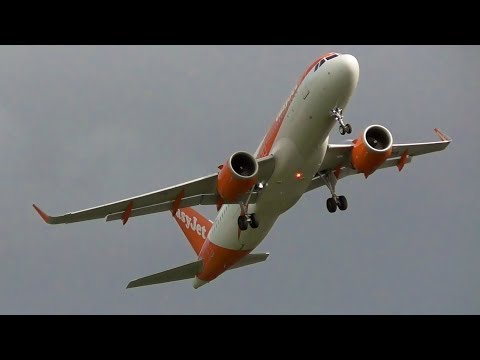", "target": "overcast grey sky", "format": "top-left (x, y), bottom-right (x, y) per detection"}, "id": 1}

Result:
top-left (0, 45), bottom-right (478, 314)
